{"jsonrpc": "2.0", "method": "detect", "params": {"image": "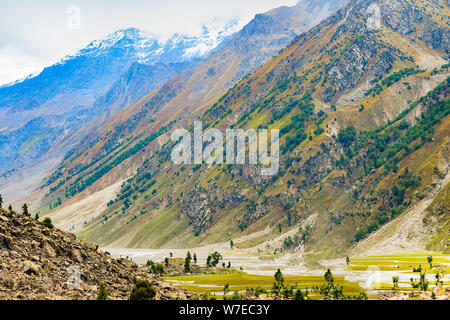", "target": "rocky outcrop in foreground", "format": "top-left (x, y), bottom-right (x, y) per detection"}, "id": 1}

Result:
top-left (0, 208), bottom-right (190, 300)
